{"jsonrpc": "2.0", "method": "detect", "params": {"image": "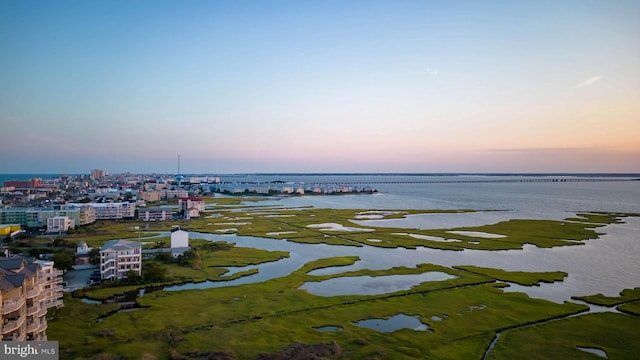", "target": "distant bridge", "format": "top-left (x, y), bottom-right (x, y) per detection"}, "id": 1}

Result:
top-left (228, 177), bottom-right (639, 186)
top-left (320, 177), bottom-right (639, 185)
